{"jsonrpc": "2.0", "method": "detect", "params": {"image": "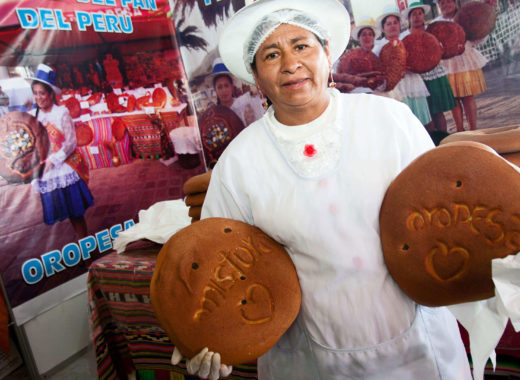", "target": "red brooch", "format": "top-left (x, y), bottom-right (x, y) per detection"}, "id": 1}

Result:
top-left (303, 144), bottom-right (317, 157)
